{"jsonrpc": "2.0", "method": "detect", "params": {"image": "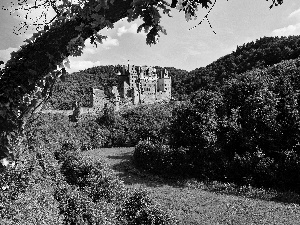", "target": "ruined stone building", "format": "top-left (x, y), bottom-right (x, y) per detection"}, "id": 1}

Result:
top-left (90, 64), bottom-right (171, 111)
top-left (117, 64), bottom-right (171, 105)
